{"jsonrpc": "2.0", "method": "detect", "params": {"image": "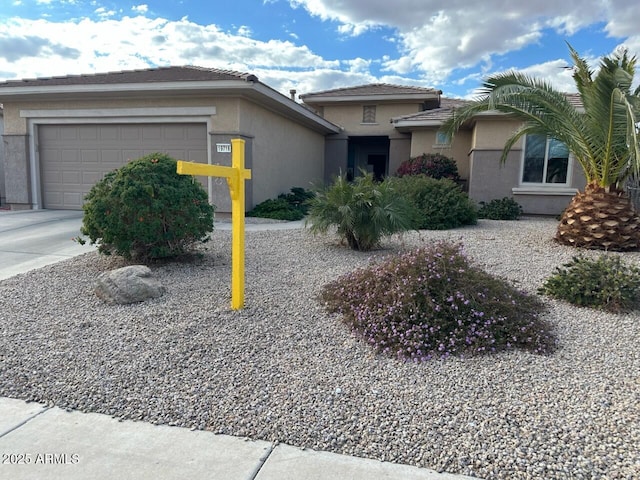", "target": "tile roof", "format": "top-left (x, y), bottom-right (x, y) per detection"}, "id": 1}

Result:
top-left (0, 66), bottom-right (257, 88)
top-left (300, 83), bottom-right (441, 100)
top-left (393, 97), bottom-right (471, 124)
top-left (393, 93), bottom-right (584, 126)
